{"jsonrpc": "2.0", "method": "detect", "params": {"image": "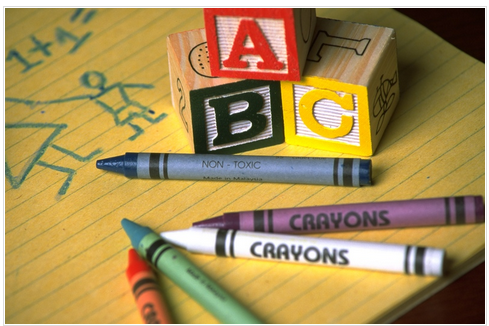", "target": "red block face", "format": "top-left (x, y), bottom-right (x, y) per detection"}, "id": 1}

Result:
top-left (204, 8), bottom-right (316, 81)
